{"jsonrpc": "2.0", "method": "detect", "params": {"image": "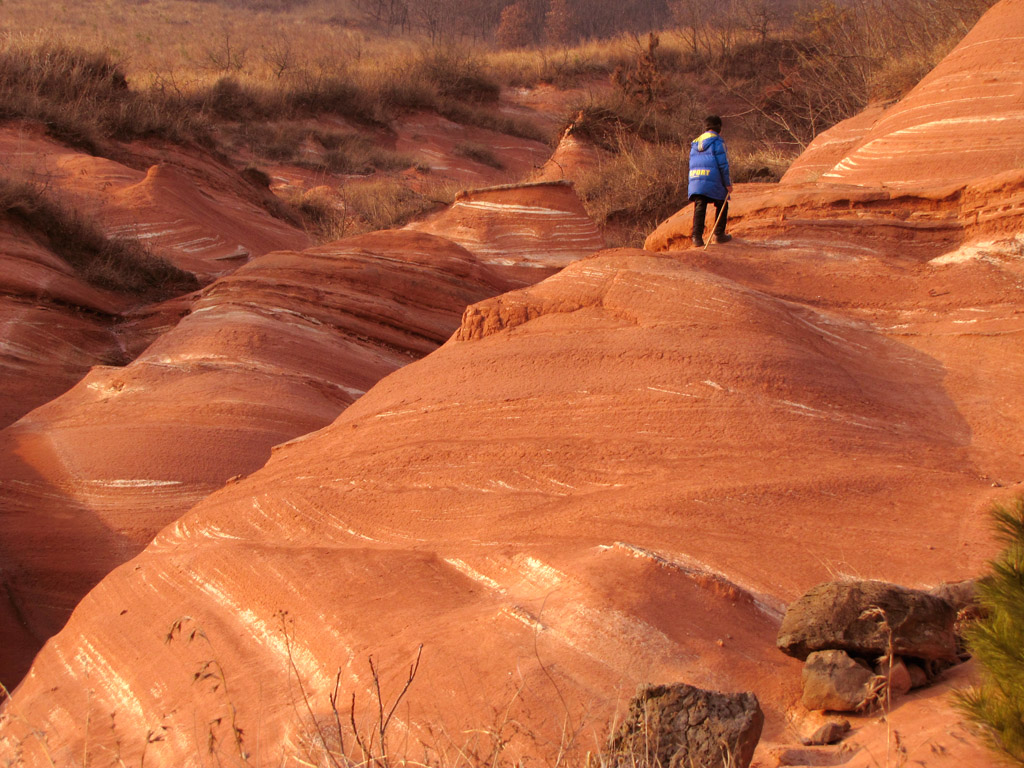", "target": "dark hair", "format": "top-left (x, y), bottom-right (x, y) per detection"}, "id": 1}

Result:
top-left (705, 114), bottom-right (722, 132)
